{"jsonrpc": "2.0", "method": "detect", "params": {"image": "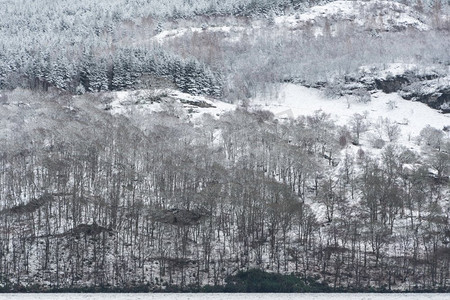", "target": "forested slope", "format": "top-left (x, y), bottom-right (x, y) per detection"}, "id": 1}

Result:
top-left (0, 0), bottom-right (449, 292)
top-left (0, 88), bottom-right (448, 291)
top-left (1, 0), bottom-right (449, 101)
